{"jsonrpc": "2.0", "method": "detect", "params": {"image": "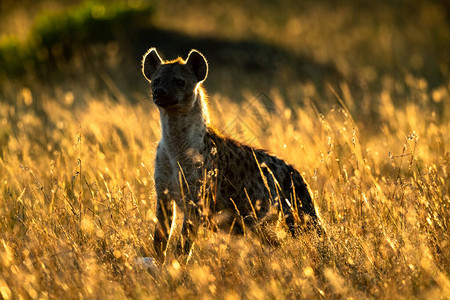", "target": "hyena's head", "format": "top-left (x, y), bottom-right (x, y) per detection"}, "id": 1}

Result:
top-left (142, 48), bottom-right (208, 110)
